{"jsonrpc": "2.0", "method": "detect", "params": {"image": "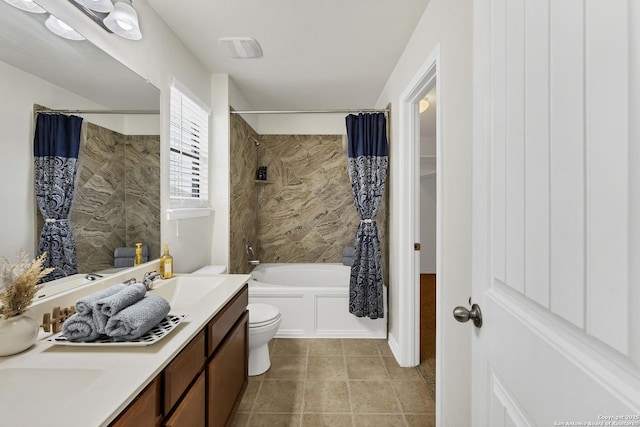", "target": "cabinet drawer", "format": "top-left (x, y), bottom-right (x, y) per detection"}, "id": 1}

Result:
top-left (207, 285), bottom-right (248, 356)
top-left (111, 376), bottom-right (162, 427)
top-left (163, 330), bottom-right (205, 413)
top-left (164, 372), bottom-right (205, 427)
